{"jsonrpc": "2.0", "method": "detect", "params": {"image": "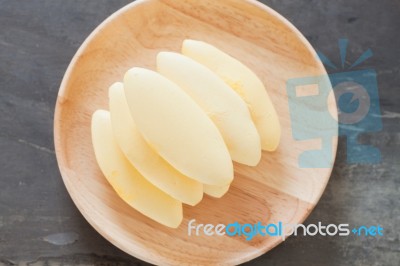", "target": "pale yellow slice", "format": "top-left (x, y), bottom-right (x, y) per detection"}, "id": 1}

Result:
top-left (204, 184), bottom-right (230, 198)
top-left (124, 67), bottom-right (233, 186)
top-left (108, 82), bottom-right (203, 206)
top-left (157, 52), bottom-right (261, 166)
top-left (182, 39), bottom-right (281, 151)
top-left (91, 110), bottom-right (183, 228)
